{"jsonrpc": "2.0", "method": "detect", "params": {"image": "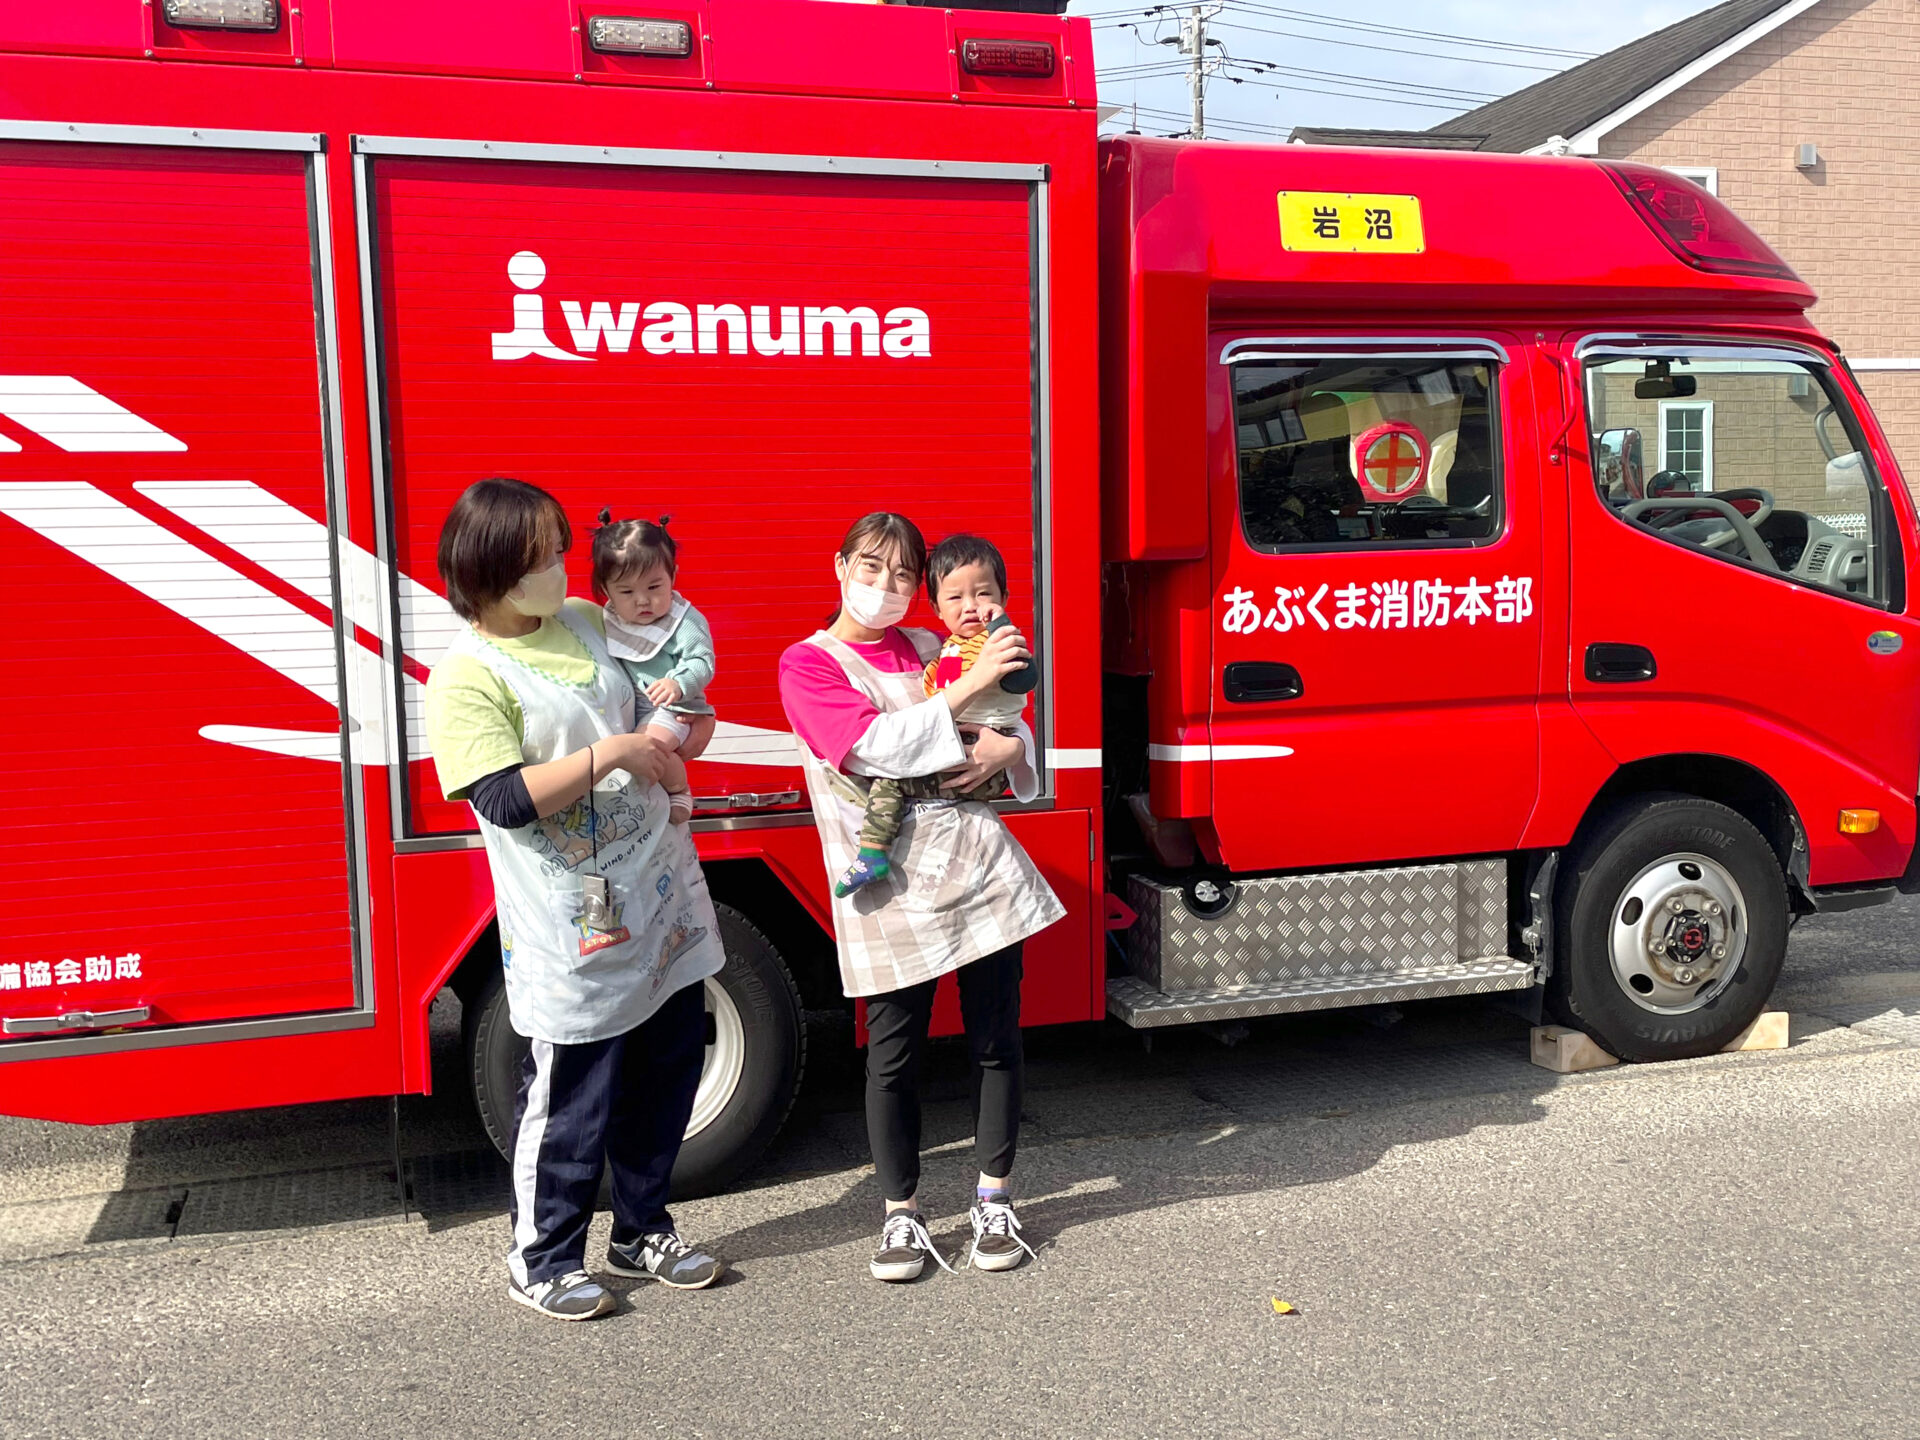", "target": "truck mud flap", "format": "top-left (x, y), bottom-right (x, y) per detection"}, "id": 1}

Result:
top-left (1109, 860), bottom-right (1536, 1028)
